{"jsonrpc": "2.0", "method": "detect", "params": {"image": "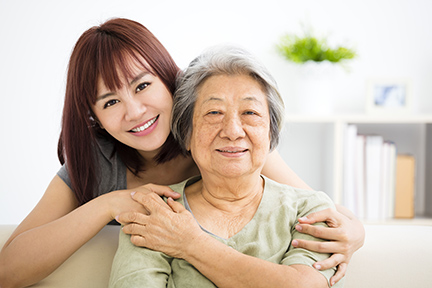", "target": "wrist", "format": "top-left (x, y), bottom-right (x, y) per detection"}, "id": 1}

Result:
top-left (181, 231), bottom-right (220, 263)
top-left (94, 193), bottom-right (118, 223)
